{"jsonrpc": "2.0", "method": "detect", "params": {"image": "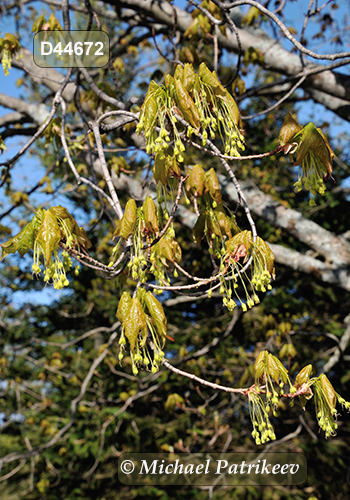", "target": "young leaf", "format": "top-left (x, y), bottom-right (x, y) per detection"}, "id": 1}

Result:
top-left (254, 237), bottom-right (275, 279)
top-left (182, 63), bottom-right (196, 91)
top-left (113, 199), bottom-right (137, 240)
top-left (186, 164), bottom-right (205, 197)
top-left (319, 374), bottom-right (337, 409)
top-left (0, 217), bottom-right (36, 260)
top-left (294, 364), bottom-right (313, 388)
top-left (143, 197), bottom-right (159, 235)
top-left (124, 298), bottom-right (147, 351)
top-left (254, 350), bottom-right (268, 383)
top-left (174, 79), bottom-right (200, 129)
top-left (153, 151), bottom-right (169, 186)
top-left (279, 114), bottom-right (302, 149)
top-left (294, 123), bottom-right (334, 178)
top-left (145, 291), bottom-right (167, 342)
top-left (116, 291), bottom-right (132, 323)
top-left (205, 168), bottom-right (222, 203)
top-left (35, 209), bottom-right (61, 265)
top-left (214, 205), bottom-right (232, 239)
top-left (225, 230), bottom-right (253, 256)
